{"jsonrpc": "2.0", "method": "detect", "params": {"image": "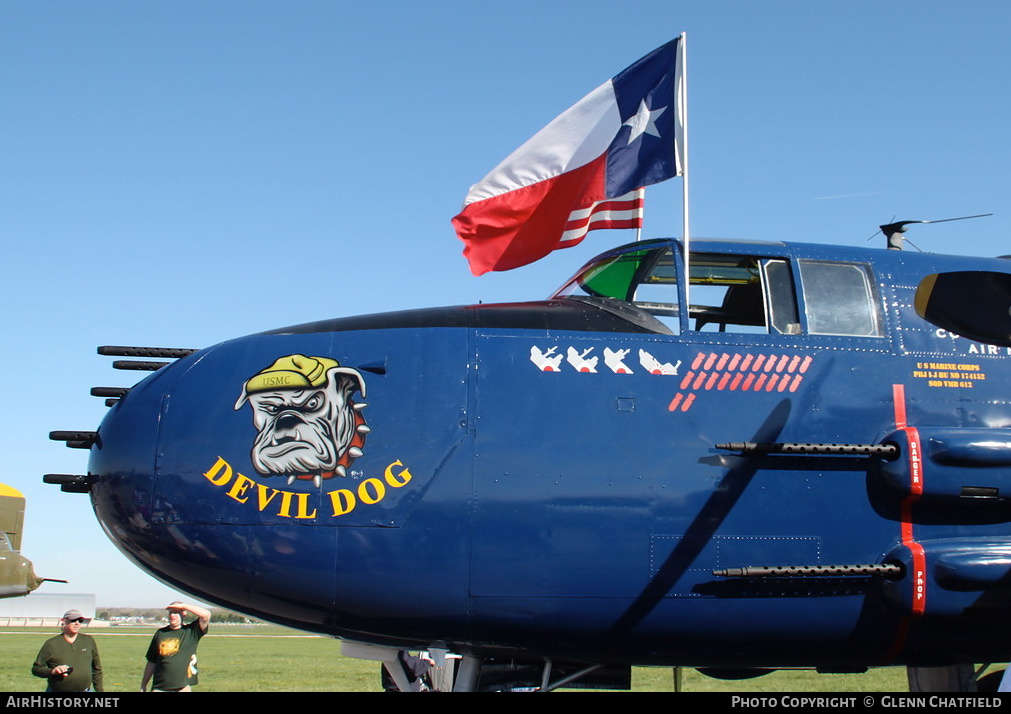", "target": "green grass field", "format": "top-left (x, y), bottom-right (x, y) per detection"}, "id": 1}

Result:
top-left (0, 624), bottom-right (929, 692)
